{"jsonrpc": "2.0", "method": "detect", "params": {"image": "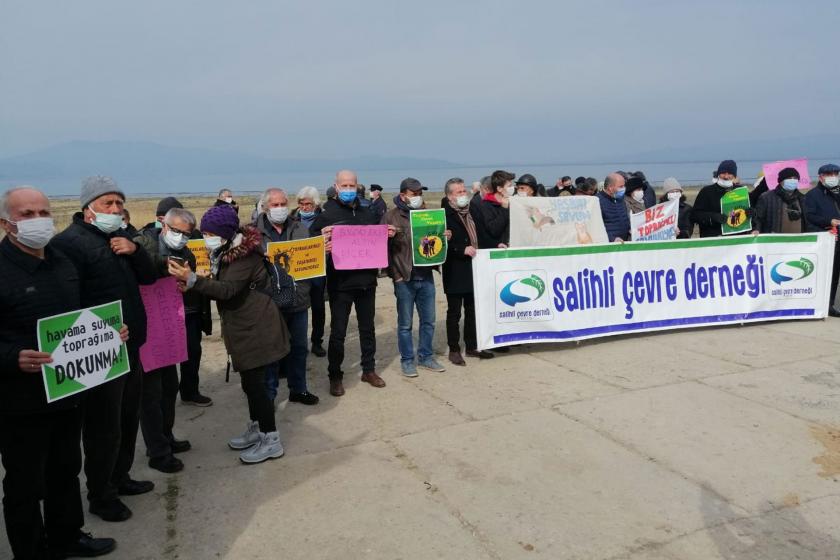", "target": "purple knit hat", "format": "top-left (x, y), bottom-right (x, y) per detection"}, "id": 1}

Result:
top-left (200, 204), bottom-right (240, 240)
